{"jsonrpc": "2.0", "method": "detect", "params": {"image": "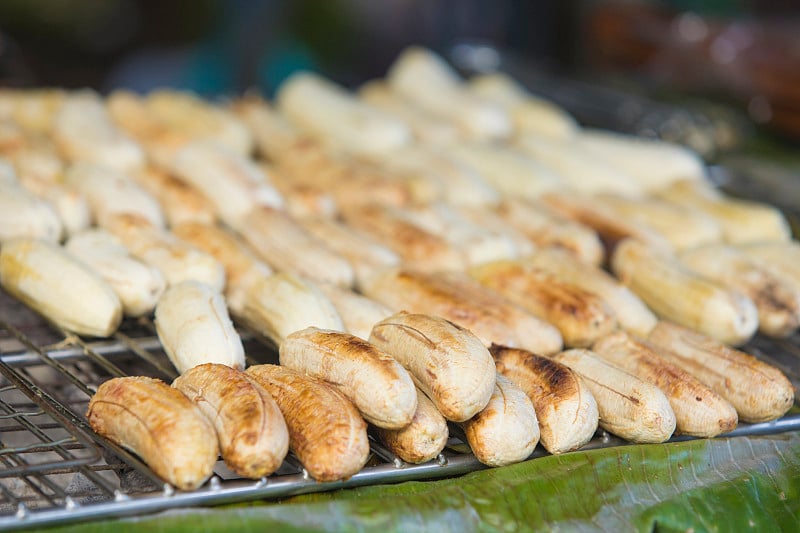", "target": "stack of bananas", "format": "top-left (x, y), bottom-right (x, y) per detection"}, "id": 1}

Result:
top-left (0, 47), bottom-right (796, 490)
